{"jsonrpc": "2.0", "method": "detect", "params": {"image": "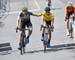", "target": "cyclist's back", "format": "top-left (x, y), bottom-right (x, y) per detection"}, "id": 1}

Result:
top-left (19, 11), bottom-right (33, 23)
